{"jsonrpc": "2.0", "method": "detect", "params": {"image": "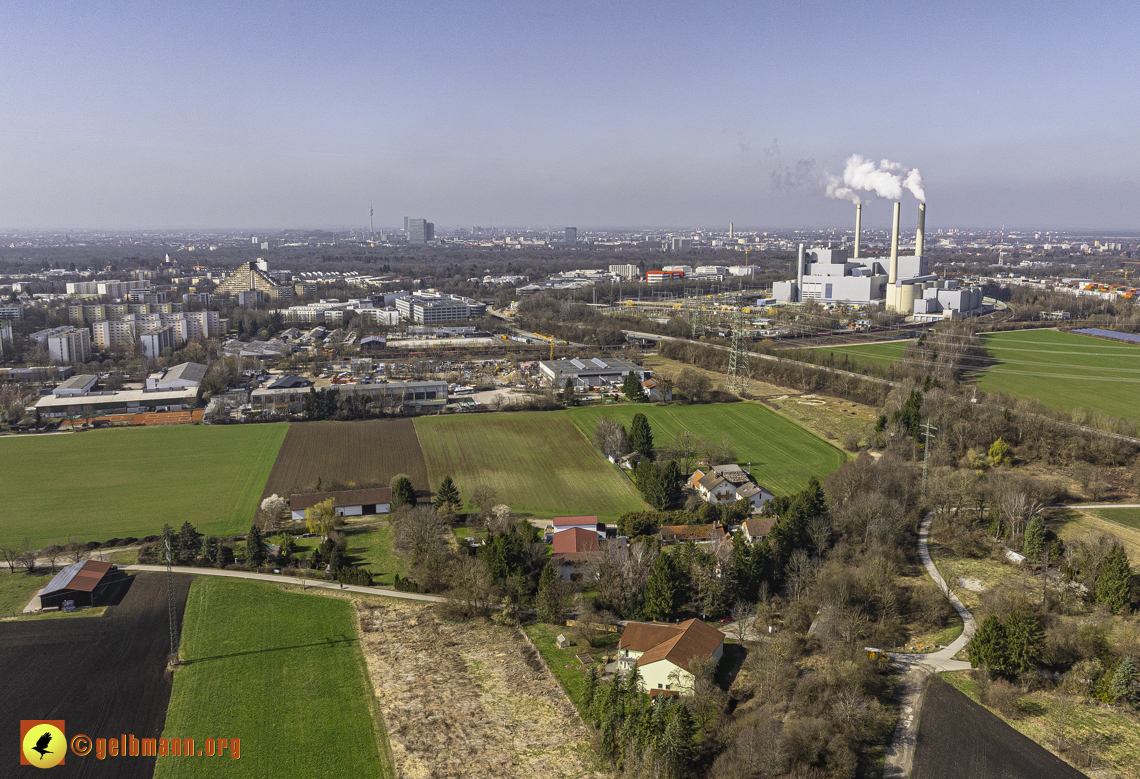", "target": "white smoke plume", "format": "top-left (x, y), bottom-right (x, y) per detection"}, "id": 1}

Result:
top-left (826, 154), bottom-right (926, 202)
